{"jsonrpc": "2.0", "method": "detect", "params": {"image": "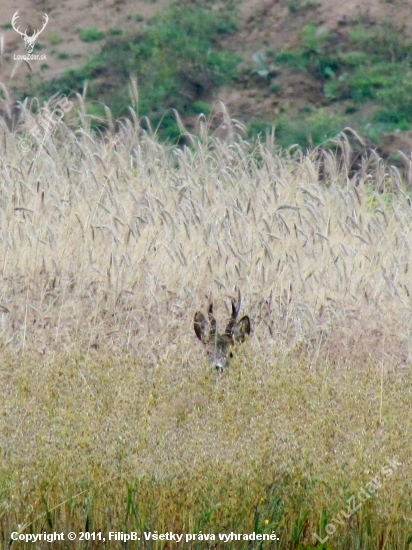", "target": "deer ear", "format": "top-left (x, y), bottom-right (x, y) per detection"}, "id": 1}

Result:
top-left (233, 315), bottom-right (251, 341)
top-left (194, 311), bottom-right (209, 343)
